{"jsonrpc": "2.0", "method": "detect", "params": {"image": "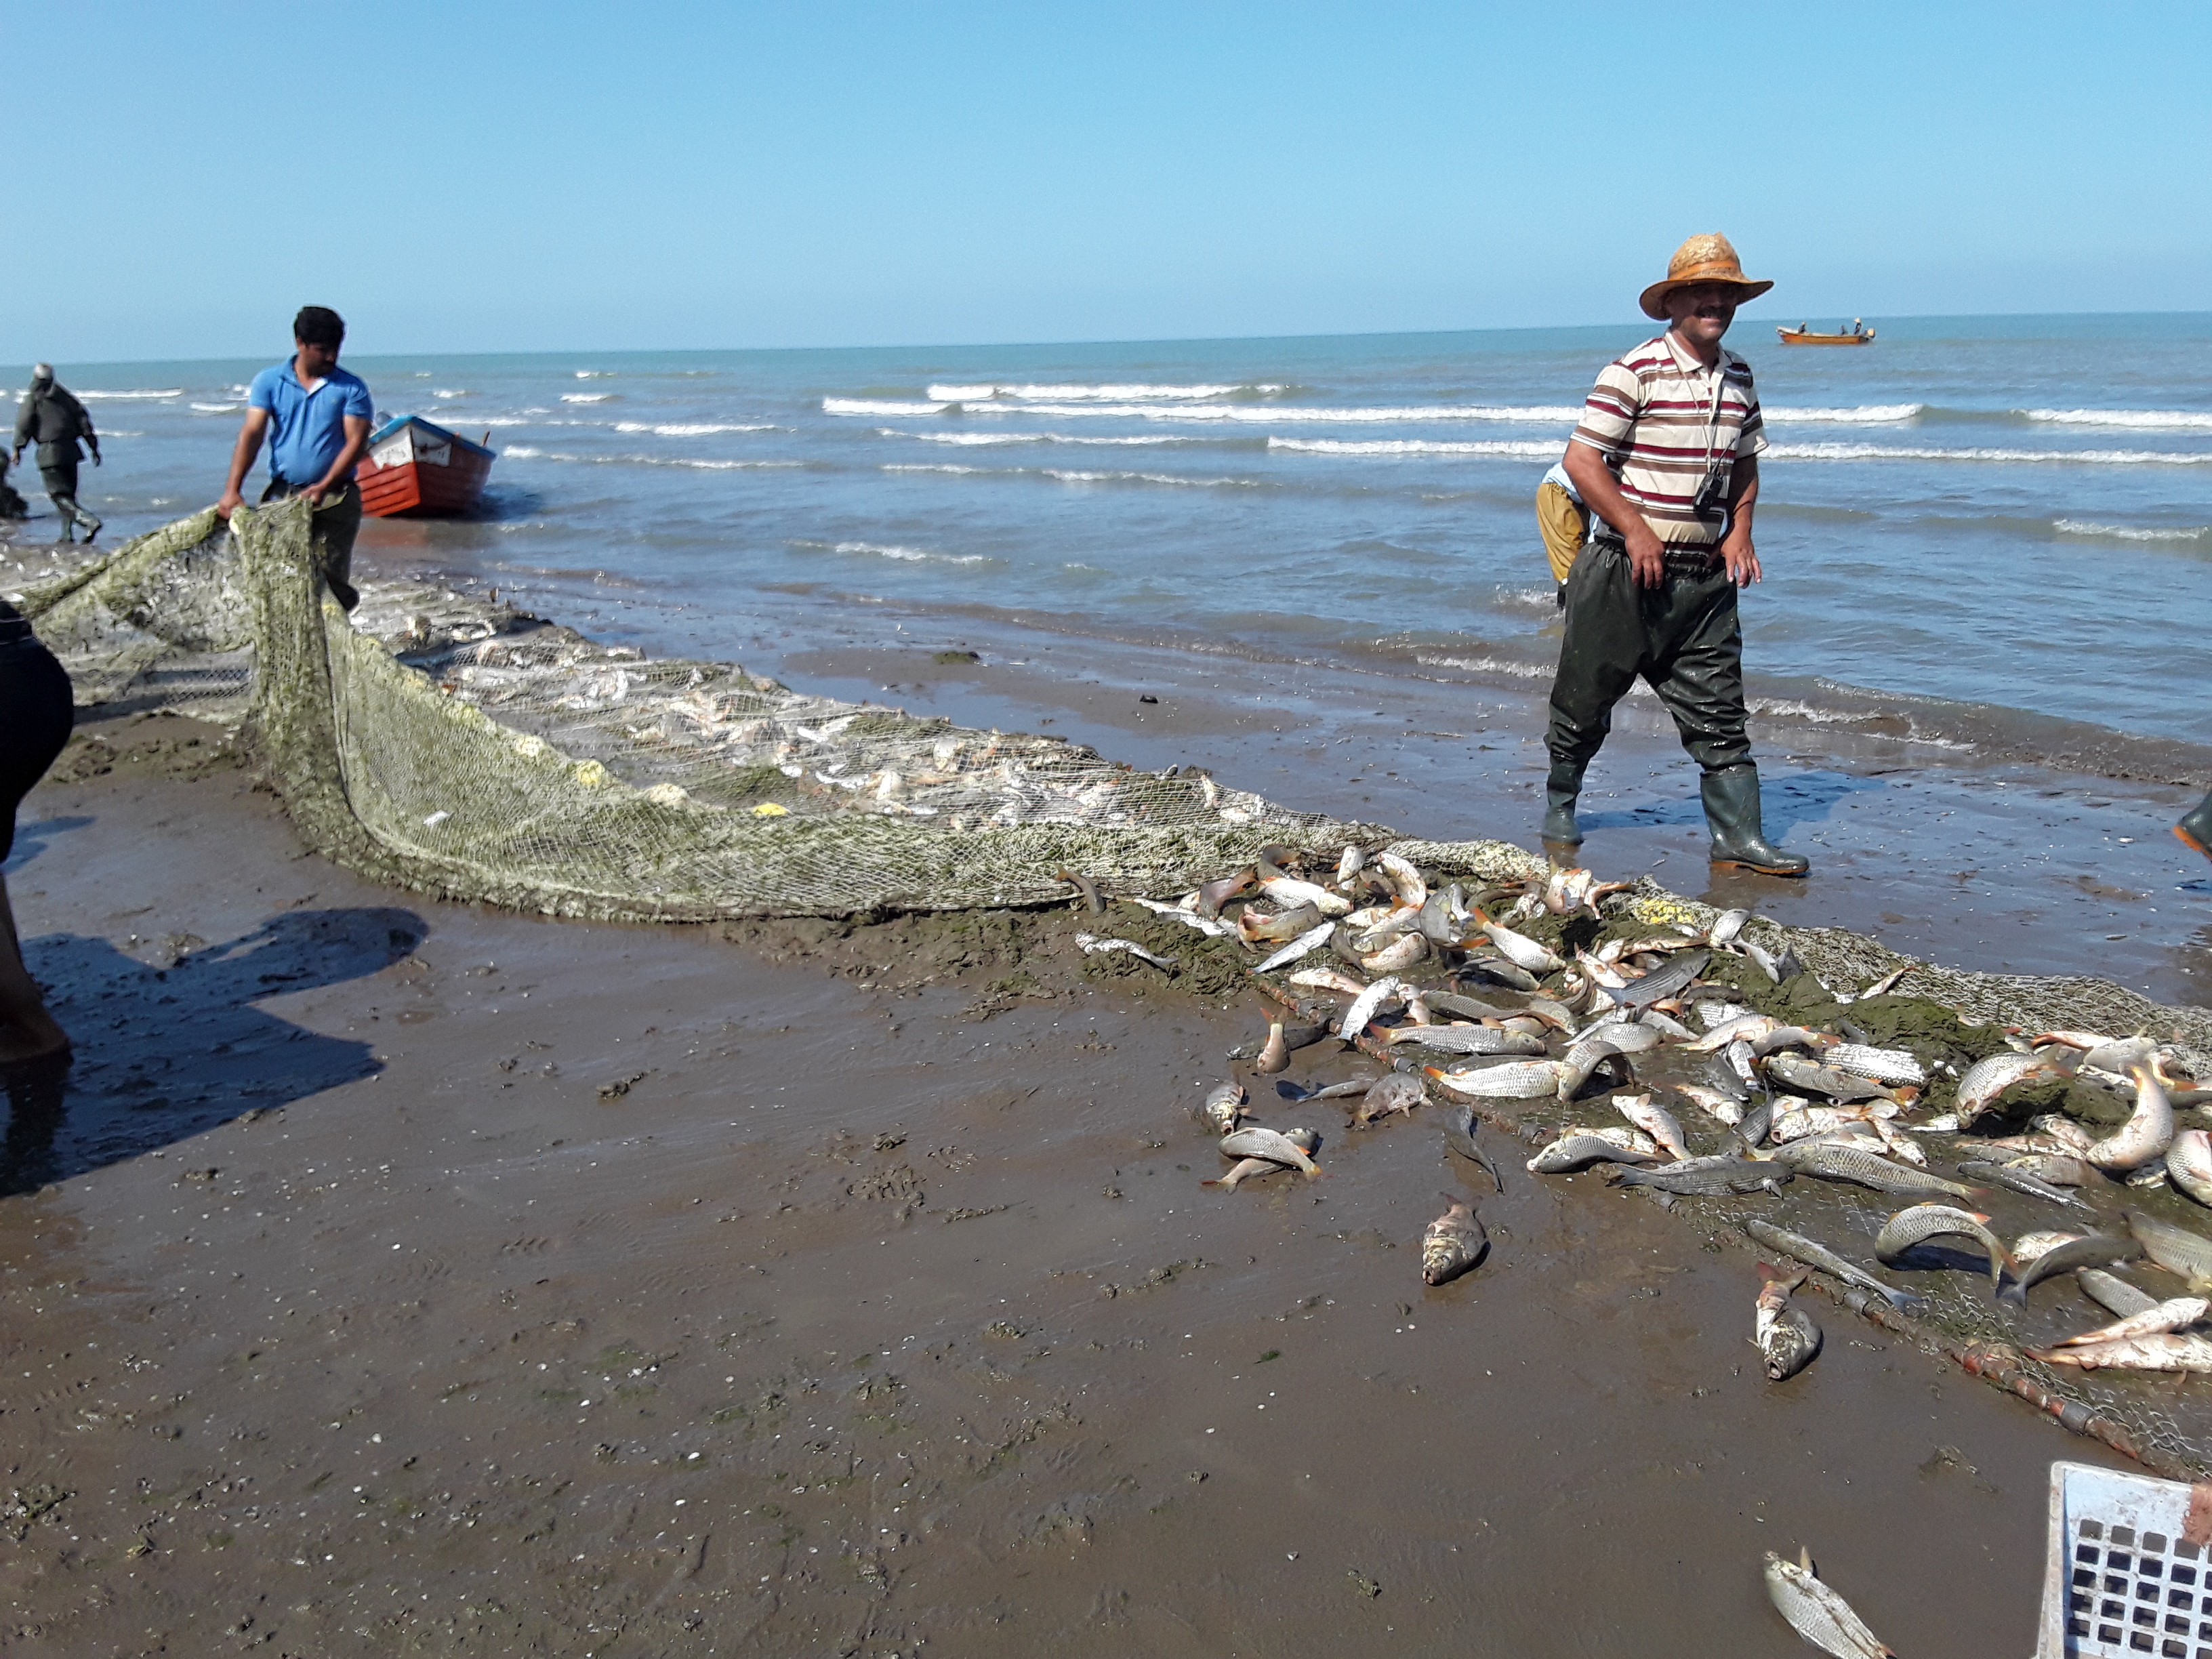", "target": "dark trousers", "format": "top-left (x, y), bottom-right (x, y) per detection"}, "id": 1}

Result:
top-left (1546, 539), bottom-right (1752, 779)
top-left (261, 478), bottom-right (363, 611)
top-left (0, 623), bottom-right (74, 859)
top-left (38, 461), bottom-right (99, 537)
